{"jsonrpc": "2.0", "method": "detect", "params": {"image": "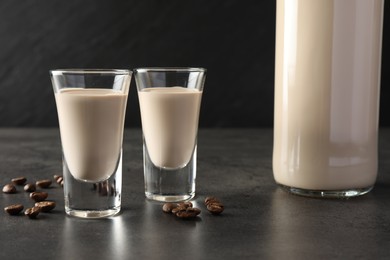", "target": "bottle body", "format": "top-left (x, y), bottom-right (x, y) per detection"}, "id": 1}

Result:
top-left (273, 0), bottom-right (384, 197)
